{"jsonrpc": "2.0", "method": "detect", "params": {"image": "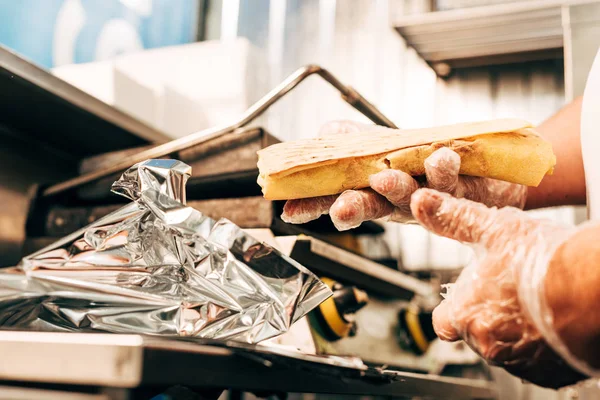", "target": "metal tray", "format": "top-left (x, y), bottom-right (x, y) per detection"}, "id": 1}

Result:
top-left (0, 331), bottom-right (496, 399)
